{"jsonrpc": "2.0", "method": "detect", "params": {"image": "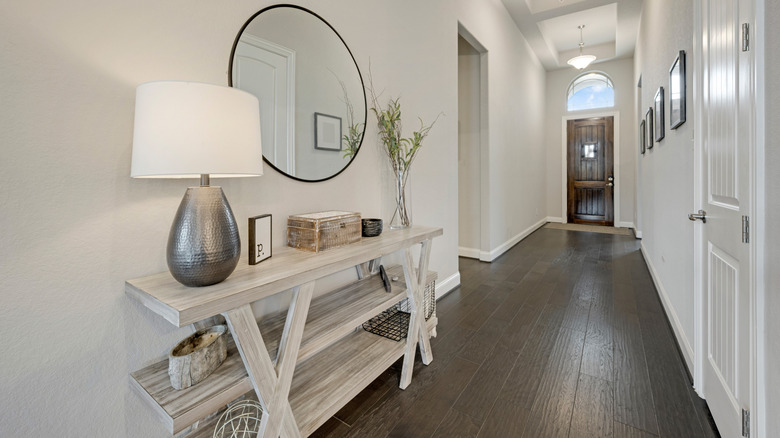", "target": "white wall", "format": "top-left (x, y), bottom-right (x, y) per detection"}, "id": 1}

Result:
top-left (632, 0), bottom-right (696, 368)
top-left (457, 36), bottom-right (481, 256)
top-left (544, 58), bottom-right (636, 226)
top-left (457, 0), bottom-right (548, 259)
top-left (0, 0), bottom-right (546, 436)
